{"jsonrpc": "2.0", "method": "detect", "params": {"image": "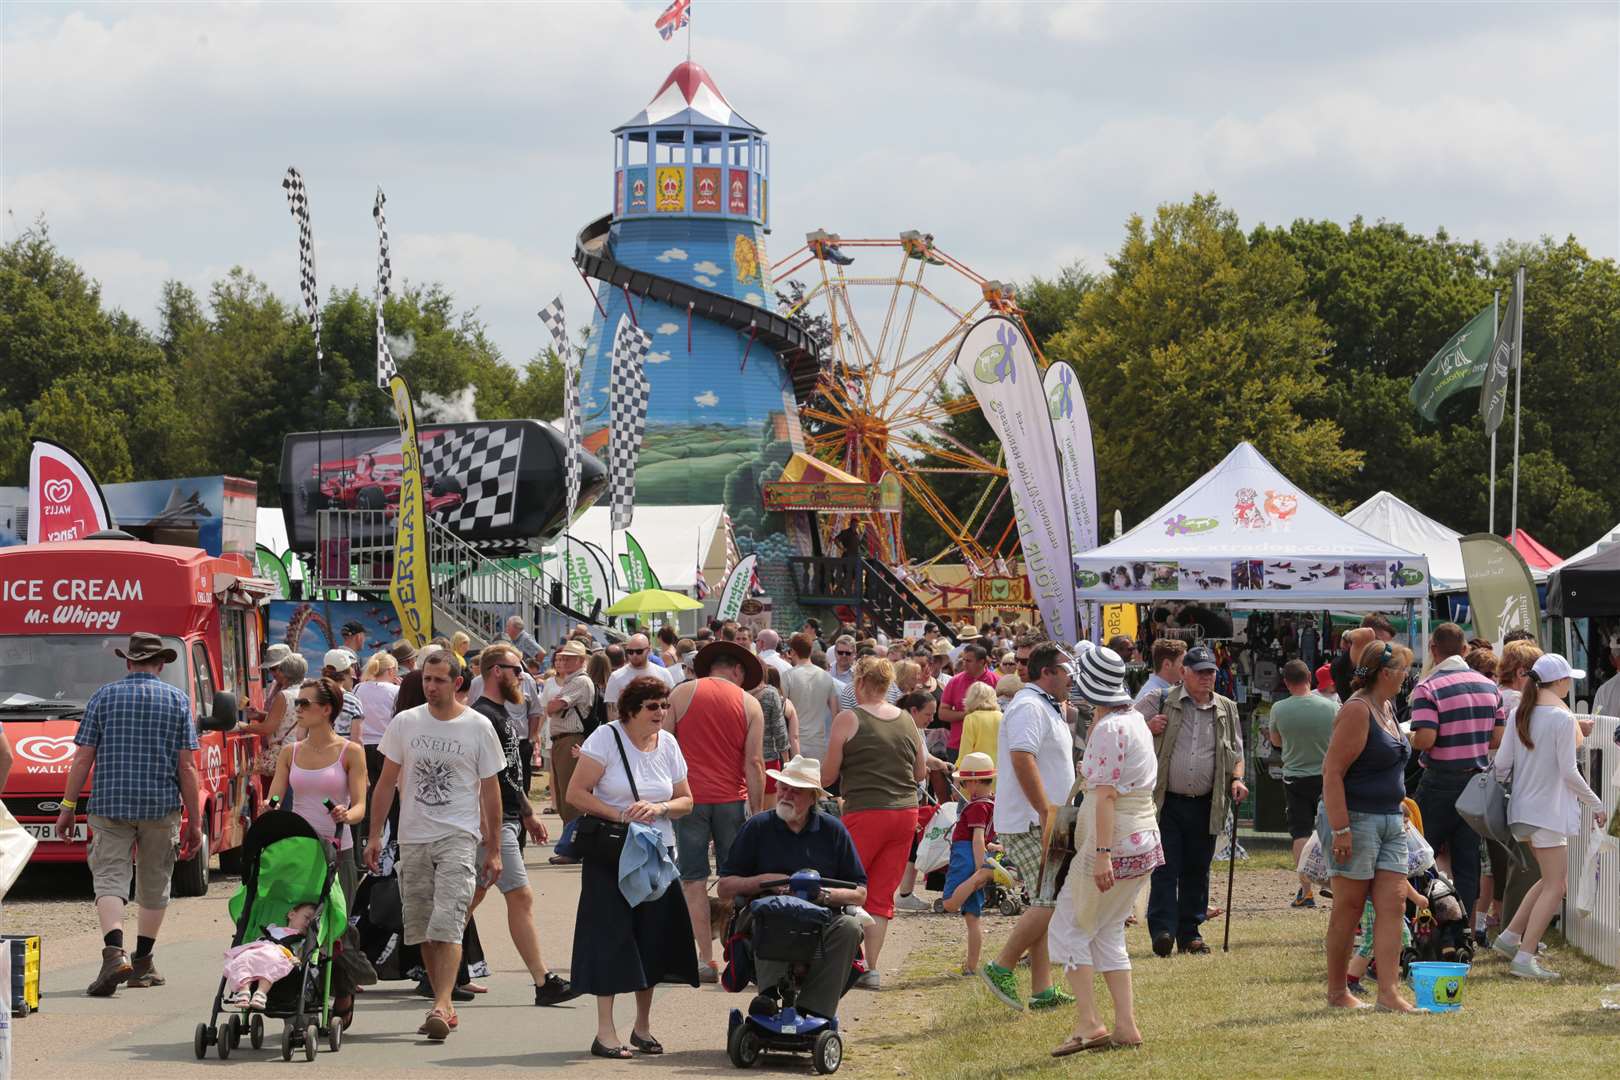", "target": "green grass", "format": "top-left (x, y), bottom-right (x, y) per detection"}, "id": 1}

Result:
top-left (850, 868), bottom-right (1619, 1080)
